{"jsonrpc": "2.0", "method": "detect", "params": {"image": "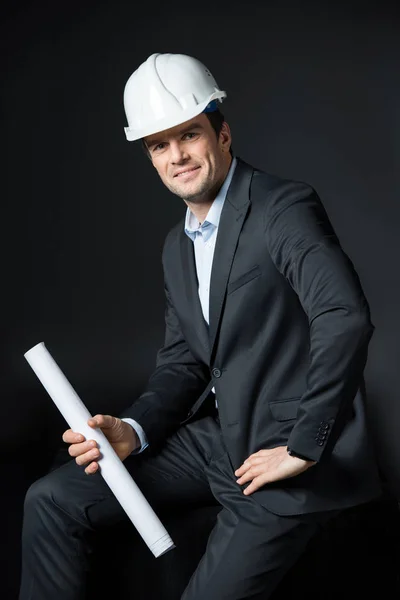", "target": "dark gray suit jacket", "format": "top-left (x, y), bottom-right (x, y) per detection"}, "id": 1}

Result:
top-left (121, 157), bottom-right (382, 515)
